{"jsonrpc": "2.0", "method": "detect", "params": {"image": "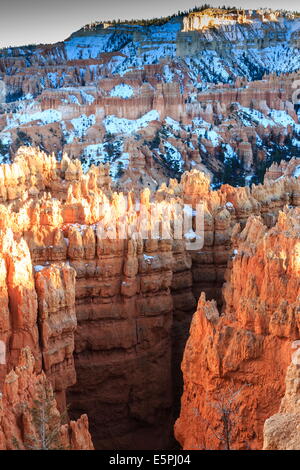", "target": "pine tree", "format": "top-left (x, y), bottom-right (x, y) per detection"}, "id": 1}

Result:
top-left (116, 161), bottom-right (125, 179)
top-left (16, 383), bottom-right (68, 450)
top-left (206, 384), bottom-right (250, 450)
